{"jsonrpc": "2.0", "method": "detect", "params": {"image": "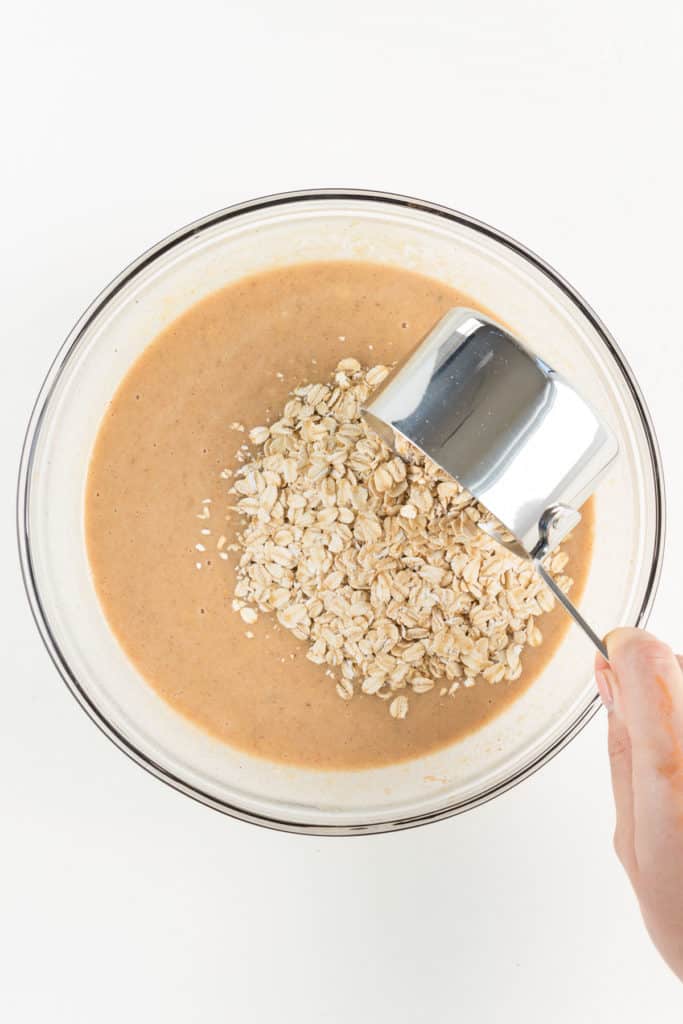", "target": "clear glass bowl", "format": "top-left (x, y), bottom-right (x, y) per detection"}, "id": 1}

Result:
top-left (18, 190), bottom-right (665, 834)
